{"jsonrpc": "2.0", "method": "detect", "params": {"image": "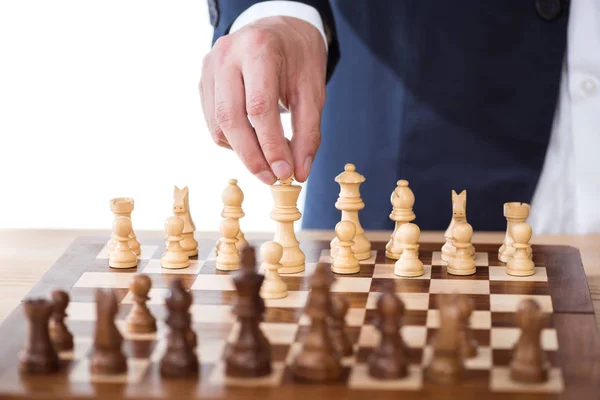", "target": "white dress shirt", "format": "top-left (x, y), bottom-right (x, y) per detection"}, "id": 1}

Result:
top-left (230, 0), bottom-right (600, 234)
